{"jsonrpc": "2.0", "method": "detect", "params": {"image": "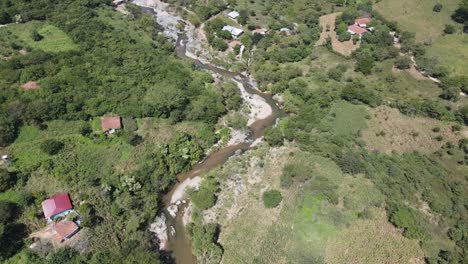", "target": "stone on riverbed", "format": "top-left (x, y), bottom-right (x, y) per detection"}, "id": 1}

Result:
top-left (167, 205), bottom-right (178, 218)
top-left (149, 214), bottom-right (168, 250)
